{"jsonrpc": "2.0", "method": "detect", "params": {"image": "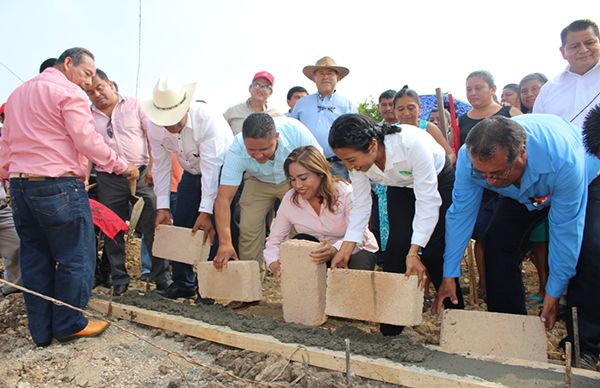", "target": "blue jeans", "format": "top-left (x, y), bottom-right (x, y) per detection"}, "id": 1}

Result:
top-left (10, 178), bottom-right (93, 344)
top-left (172, 172), bottom-right (218, 290)
top-left (141, 191), bottom-right (178, 275)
